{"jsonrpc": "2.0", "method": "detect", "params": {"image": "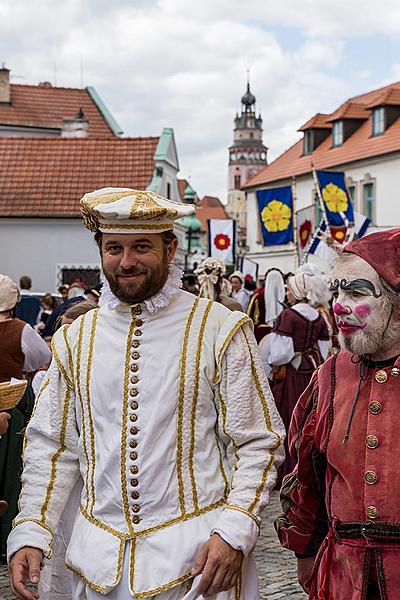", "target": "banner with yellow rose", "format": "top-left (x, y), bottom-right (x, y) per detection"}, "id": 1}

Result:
top-left (316, 171), bottom-right (354, 243)
top-left (256, 186), bottom-right (294, 246)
